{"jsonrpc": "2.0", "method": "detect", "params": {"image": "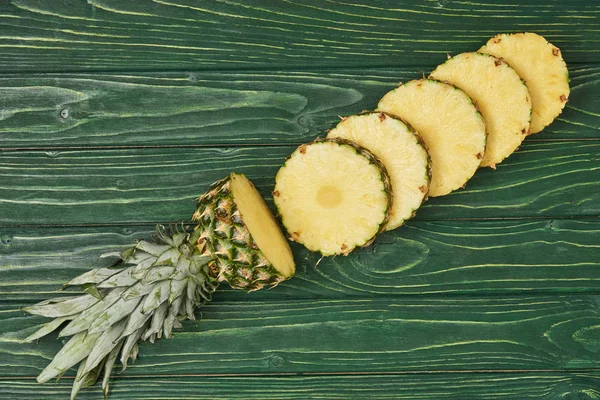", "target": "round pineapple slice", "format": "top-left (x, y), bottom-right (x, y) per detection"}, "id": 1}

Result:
top-left (430, 52), bottom-right (532, 168)
top-left (327, 112), bottom-right (430, 230)
top-left (479, 32), bottom-right (570, 134)
top-left (274, 139), bottom-right (392, 256)
top-left (377, 79), bottom-right (486, 197)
